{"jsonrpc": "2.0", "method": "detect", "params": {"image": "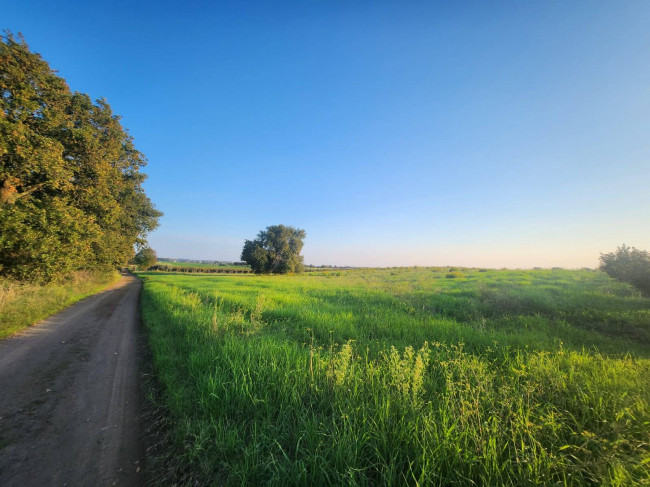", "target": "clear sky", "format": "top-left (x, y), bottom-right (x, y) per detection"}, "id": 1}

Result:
top-left (5, 1), bottom-right (650, 268)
